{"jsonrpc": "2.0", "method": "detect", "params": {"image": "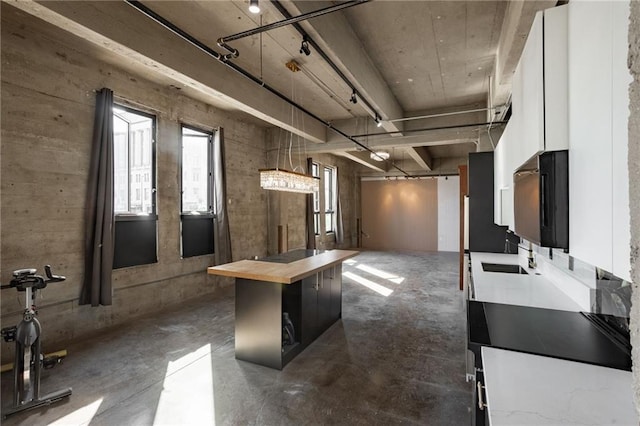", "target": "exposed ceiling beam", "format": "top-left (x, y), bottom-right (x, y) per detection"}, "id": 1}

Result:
top-left (492, 0), bottom-right (557, 106)
top-left (287, 0), bottom-right (404, 134)
top-left (297, 128), bottom-right (479, 154)
top-left (406, 146), bottom-right (433, 171)
top-left (336, 151), bottom-right (388, 172)
top-left (9, 0), bottom-right (328, 144)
